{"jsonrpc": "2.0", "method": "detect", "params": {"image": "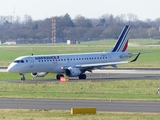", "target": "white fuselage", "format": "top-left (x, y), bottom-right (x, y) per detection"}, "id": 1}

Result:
top-left (7, 52), bottom-right (127, 74)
